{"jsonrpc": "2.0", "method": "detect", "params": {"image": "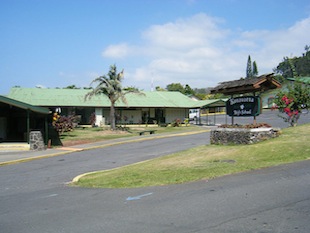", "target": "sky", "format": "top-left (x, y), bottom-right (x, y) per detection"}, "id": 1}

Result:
top-left (1, 0), bottom-right (310, 95)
